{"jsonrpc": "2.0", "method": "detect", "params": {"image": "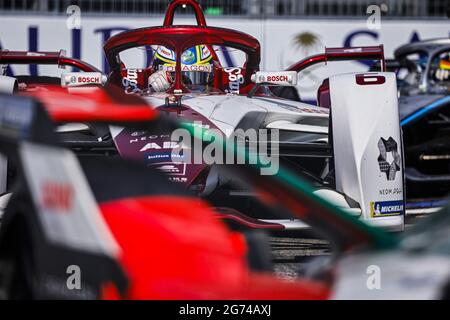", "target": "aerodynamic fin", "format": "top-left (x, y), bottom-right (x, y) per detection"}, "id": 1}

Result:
top-left (329, 72), bottom-right (405, 231)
